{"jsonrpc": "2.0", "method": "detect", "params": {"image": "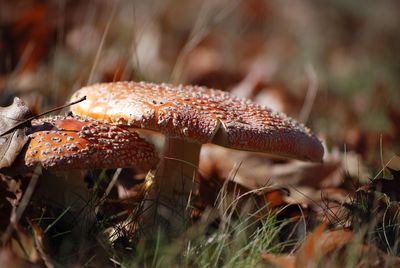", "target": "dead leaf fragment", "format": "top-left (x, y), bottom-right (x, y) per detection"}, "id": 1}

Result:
top-left (0, 98), bottom-right (33, 168)
top-left (298, 226), bottom-right (354, 266)
top-left (0, 245), bottom-right (38, 268)
top-left (28, 219), bottom-right (55, 268)
top-left (261, 252), bottom-right (295, 268)
top-left (0, 173), bottom-right (26, 229)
